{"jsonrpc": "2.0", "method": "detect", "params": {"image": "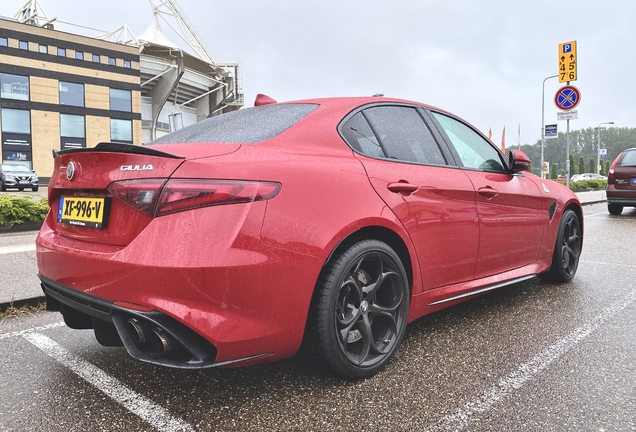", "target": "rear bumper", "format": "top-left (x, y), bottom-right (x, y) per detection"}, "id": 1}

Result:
top-left (36, 201), bottom-right (324, 366)
top-left (606, 188), bottom-right (636, 206)
top-left (40, 276), bottom-right (238, 368)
